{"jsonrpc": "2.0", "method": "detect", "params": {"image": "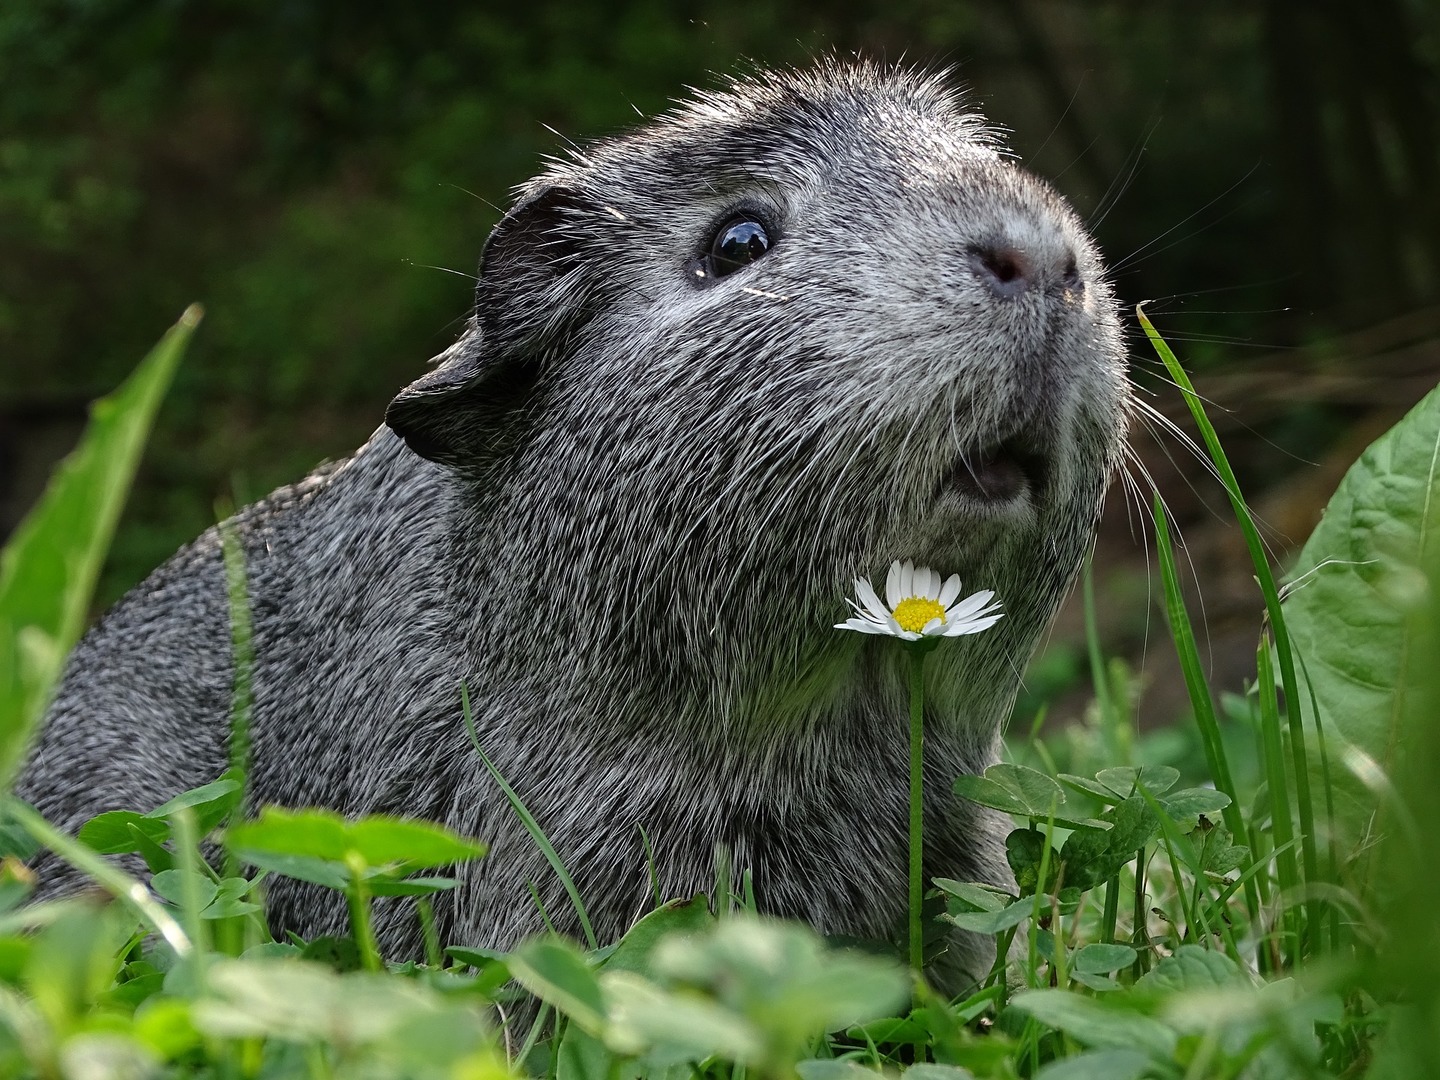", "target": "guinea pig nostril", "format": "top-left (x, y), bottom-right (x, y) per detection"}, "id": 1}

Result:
top-left (968, 244), bottom-right (1031, 298)
top-left (989, 252), bottom-right (1019, 281)
top-left (1062, 253), bottom-right (1080, 287)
